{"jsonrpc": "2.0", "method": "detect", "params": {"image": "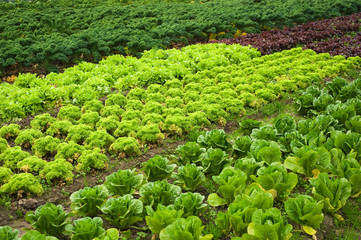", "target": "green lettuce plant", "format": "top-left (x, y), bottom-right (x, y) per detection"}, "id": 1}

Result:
top-left (239, 119), bottom-right (261, 135)
top-left (78, 111), bottom-right (101, 128)
top-left (251, 162), bottom-right (298, 201)
top-left (175, 142), bottom-right (205, 165)
top-left (0, 146), bottom-right (31, 170)
top-left (40, 158), bottom-right (74, 184)
top-left (250, 139), bottom-right (282, 165)
top-left (159, 216), bottom-right (213, 240)
top-left (0, 225), bottom-right (19, 240)
top-left (100, 105), bottom-right (124, 118)
top-left (251, 126), bottom-right (278, 141)
top-left (140, 180), bottom-right (182, 211)
top-left (81, 100), bottom-right (104, 113)
top-left (172, 164), bottom-right (206, 191)
top-left (241, 208), bottom-right (293, 240)
top-left (76, 148), bottom-right (108, 172)
top-left (25, 203), bottom-right (72, 237)
top-left (55, 141), bottom-right (84, 164)
top-left (200, 148), bottom-right (232, 176)
top-left (163, 115), bottom-right (191, 135)
top-left (142, 101), bottom-right (164, 115)
top-left (46, 120), bottom-right (73, 138)
top-left (0, 173), bottom-right (43, 196)
top-left (32, 136), bottom-right (61, 157)
top-left (141, 155), bottom-right (176, 181)
top-left (141, 113), bottom-right (165, 127)
top-left (114, 120), bottom-right (139, 138)
top-left (14, 129), bottom-right (43, 148)
top-left (30, 113), bottom-right (56, 132)
top-left (232, 136), bottom-right (252, 158)
top-left (104, 169), bottom-right (143, 196)
top-left (17, 156), bottom-right (47, 173)
top-left (309, 172), bottom-right (351, 219)
top-left (145, 204), bottom-right (183, 234)
top-left (57, 105), bottom-right (82, 123)
top-left (137, 124), bottom-right (165, 143)
top-left (0, 167), bottom-right (13, 184)
top-left (105, 93), bottom-right (127, 107)
top-left (66, 217), bottom-right (106, 240)
top-left (70, 185), bottom-right (109, 217)
top-left (272, 114), bottom-right (296, 136)
top-left (21, 230), bottom-right (58, 240)
top-left (208, 167), bottom-right (247, 206)
top-left (84, 130), bottom-right (115, 150)
top-left (173, 192), bottom-right (207, 217)
top-left (197, 129), bottom-right (231, 151)
top-left (0, 138), bottom-right (8, 154)
top-left (109, 137), bottom-right (140, 158)
top-left (188, 111), bottom-right (211, 127)
top-left (66, 124), bottom-right (94, 144)
top-left (285, 195), bottom-right (324, 235)
top-left (96, 116), bottom-right (120, 135)
top-left (0, 124), bottom-right (21, 140)
top-left (100, 194), bottom-right (143, 230)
